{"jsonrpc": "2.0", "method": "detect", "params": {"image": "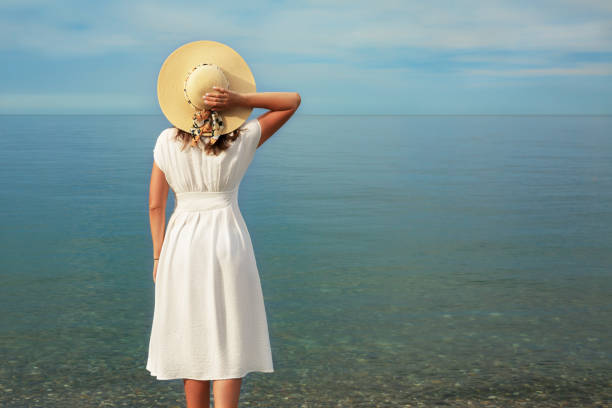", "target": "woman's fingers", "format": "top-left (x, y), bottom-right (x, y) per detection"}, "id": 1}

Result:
top-left (202, 95), bottom-right (227, 110)
top-left (204, 94), bottom-right (226, 102)
top-left (210, 87), bottom-right (226, 98)
top-left (203, 87), bottom-right (234, 110)
top-left (204, 92), bottom-right (228, 103)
